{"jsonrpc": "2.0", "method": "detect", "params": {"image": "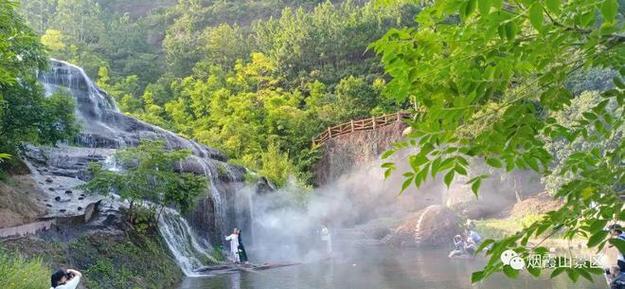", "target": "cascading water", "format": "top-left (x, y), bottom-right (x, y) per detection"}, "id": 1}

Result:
top-left (30, 59), bottom-right (250, 275)
top-left (158, 208), bottom-right (217, 276)
top-left (40, 58), bottom-right (118, 114)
